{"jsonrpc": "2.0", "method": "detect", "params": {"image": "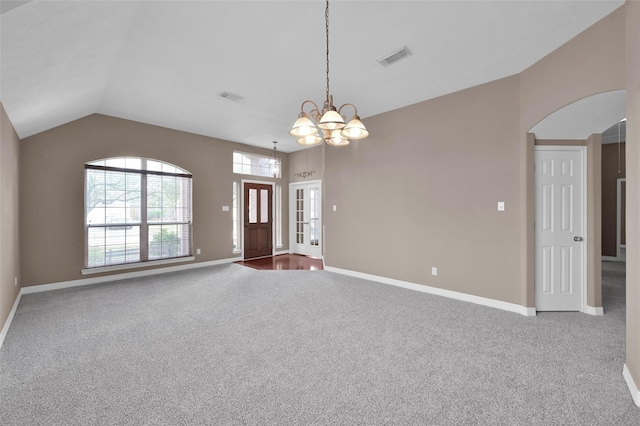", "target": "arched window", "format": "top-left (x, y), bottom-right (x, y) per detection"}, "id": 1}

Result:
top-left (84, 157), bottom-right (192, 270)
